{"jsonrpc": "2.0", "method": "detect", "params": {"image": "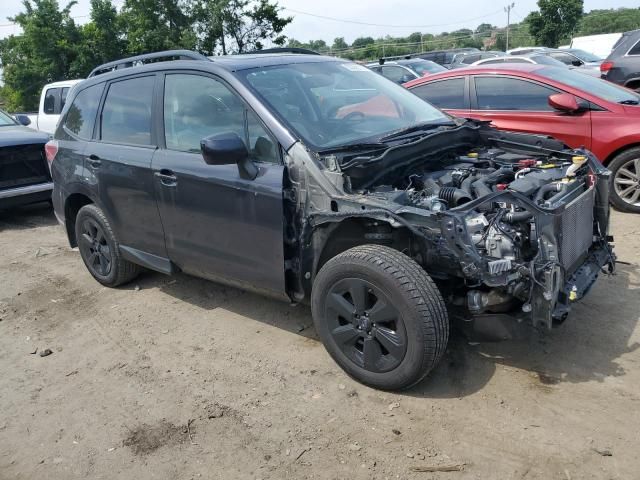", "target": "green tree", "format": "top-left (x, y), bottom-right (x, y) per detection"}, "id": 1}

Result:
top-left (351, 37), bottom-right (375, 49)
top-left (407, 32), bottom-right (422, 45)
top-left (476, 23), bottom-right (495, 35)
top-left (0, 0), bottom-right (81, 111)
top-left (193, 0), bottom-right (291, 54)
top-left (332, 37), bottom-right (348, 51)
top-left (120, 0), bottom-right (195, 54)
top-left (72, 0), bottom-right (127, 76)
top-left (526, 0), bottom-right (584, 47)
top-left (578, 8), bottom-right (640, 36)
